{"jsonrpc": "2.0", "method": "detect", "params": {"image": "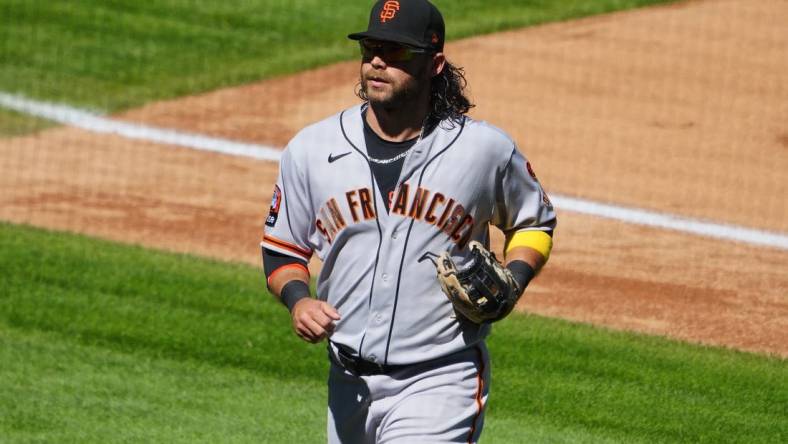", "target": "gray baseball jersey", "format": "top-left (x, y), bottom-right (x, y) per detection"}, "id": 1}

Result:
top-left (262, 103), bottom-right (556, 366)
